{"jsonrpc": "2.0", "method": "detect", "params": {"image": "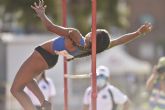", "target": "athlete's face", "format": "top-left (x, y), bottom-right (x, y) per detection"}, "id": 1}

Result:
top-left (84, 32), bottom-right (92, 49)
